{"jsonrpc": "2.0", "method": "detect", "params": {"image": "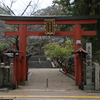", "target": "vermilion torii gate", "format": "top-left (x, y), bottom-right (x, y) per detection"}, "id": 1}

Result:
top-left (0, 15), bottom-right (99, 88)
